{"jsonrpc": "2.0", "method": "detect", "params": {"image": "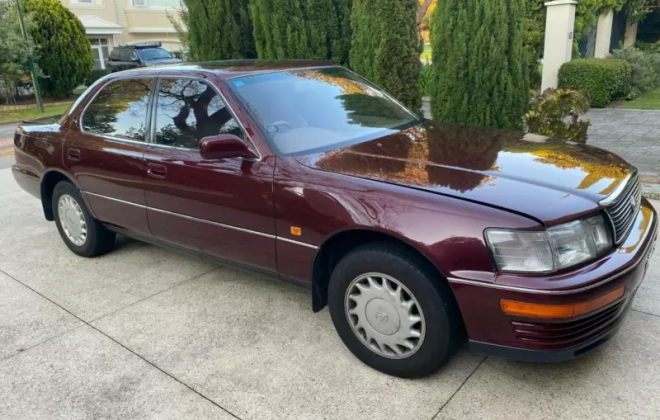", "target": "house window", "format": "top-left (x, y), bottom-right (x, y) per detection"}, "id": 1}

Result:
top-left (90, 38), bottom-right (110, 70)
